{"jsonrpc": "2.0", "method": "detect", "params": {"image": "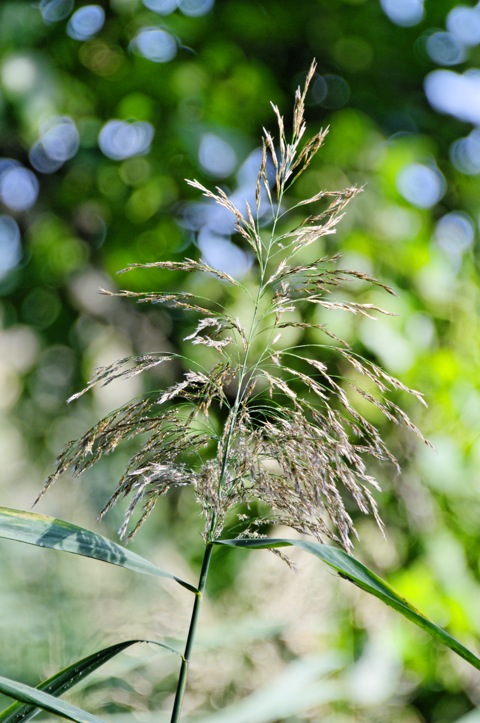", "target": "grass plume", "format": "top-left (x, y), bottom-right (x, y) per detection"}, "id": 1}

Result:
top-left (38, 60), bottom-right (427, 554)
